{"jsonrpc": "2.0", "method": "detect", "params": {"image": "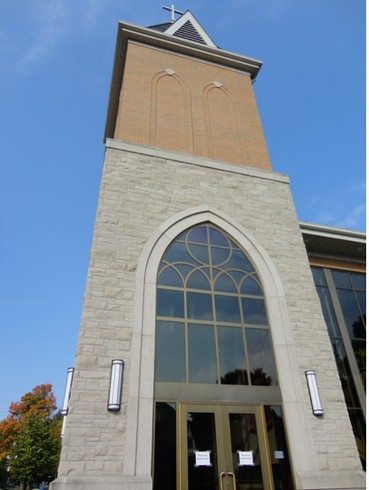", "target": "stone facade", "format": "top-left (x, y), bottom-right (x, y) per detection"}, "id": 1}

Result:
top-left (51, 140), bottom-right (365, 489)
